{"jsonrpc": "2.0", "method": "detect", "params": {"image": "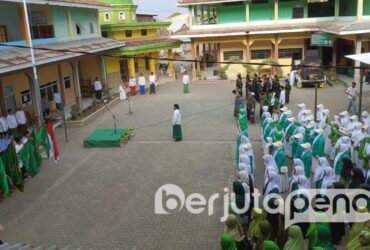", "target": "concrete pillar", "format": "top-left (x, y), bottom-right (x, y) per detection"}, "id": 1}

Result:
top-left (25, 71), bottom-right (43, 127)
top-left (354, 35), bottom-right (362, 82)
top-left (246, 36), bottom-right (250, 62)
top-left (335, 0), bottom-right (340, 17)
top-left (191, 40), bottom-right (197, 80)
top-left (17, 3), bottom-right (30, 46)
top-left (273, 35), bottom-right (279, 76)
top-left (128, 57), bottom-right (136, 77)
top-left (332, 38), bottom-right (338, 67)
top-left (0, 79), bottom-right (6, 115)
top-left (274, 0), bottom-right (279, 22)
top-left (67, 9), bottom-right (74, 38)
top-left (99, 56), bottom-right (108, 91)
top-left (202, 43), bottom-right (207, 72)
top-left (70, 61), bottom-right (83, 112)
top-left (196, 44), bottom-right (201, 76)
top-left (246, 2), bottom-right (250, 24)
top-left (168, 49), bottom-right (174, 77)
top-left (357, 0), bottom-right (363, 19)
top-left (57, 64), bottom-right (66, 105)
top-left (189, 6), bottom-right (193, 26)
top-left (149, 53), bottom-right (156, 74)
